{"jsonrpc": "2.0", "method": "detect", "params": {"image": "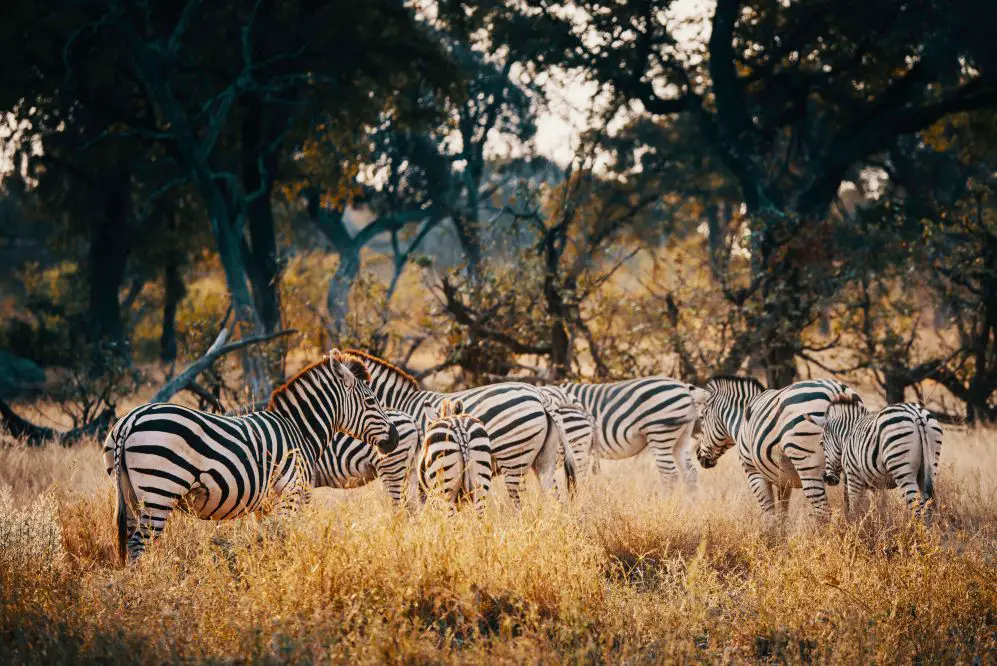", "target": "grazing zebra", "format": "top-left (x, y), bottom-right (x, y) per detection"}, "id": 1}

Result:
top-left (418, 399), bottom-right (493, 512)
top-left (540, 386), bottom-right (597, 482)
top-left (344, 350), bottom-right (564, 506)
top-left (102, 350), bottom-right (399, 563)
top-left (555, 378), bottom-right (701, 489)
top-left (806, 402), bottom-right (943, 521)
top-left (695, 376), bottom-right (862, 520)
top-left (313, 409), bottom-right (420, 505)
